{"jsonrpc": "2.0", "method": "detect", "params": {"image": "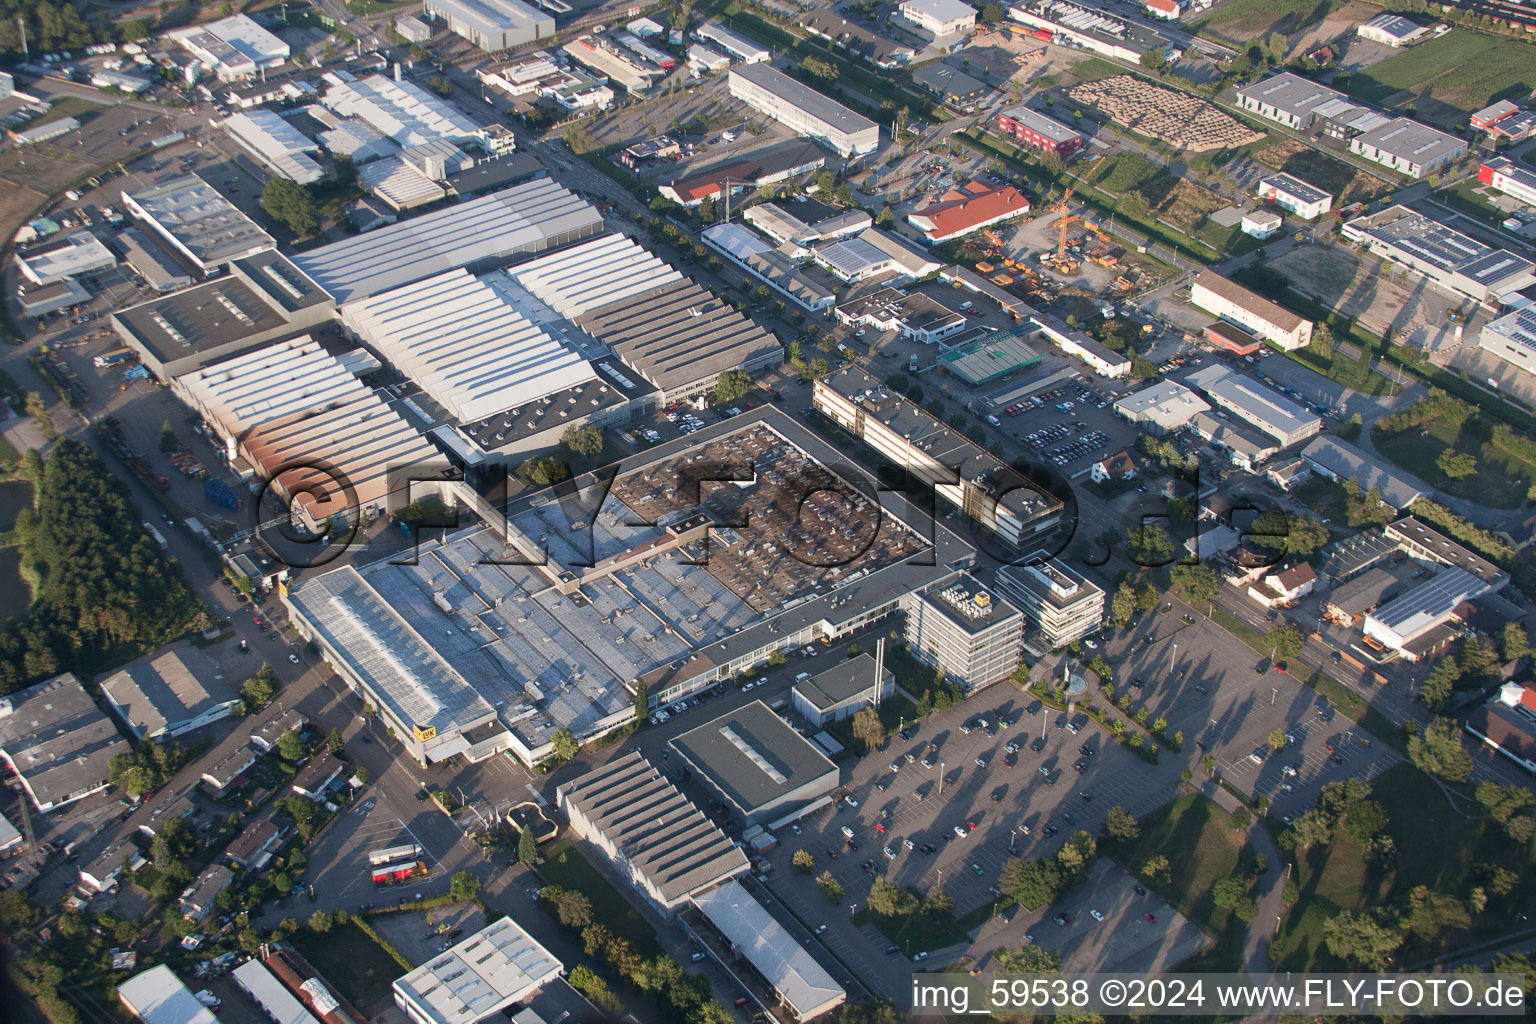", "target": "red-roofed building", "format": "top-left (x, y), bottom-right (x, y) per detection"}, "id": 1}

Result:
top-left (996, 106), bottom-right (1083, 156)
top-left (1089, 451), bottom-right (1137, 483)
top-left (1248, 562), bottom-right (1317, 608)
top-left (906, 180), bottom-right (1031, 244)
top-left (1144, 0), bottom-right (1181, 19)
